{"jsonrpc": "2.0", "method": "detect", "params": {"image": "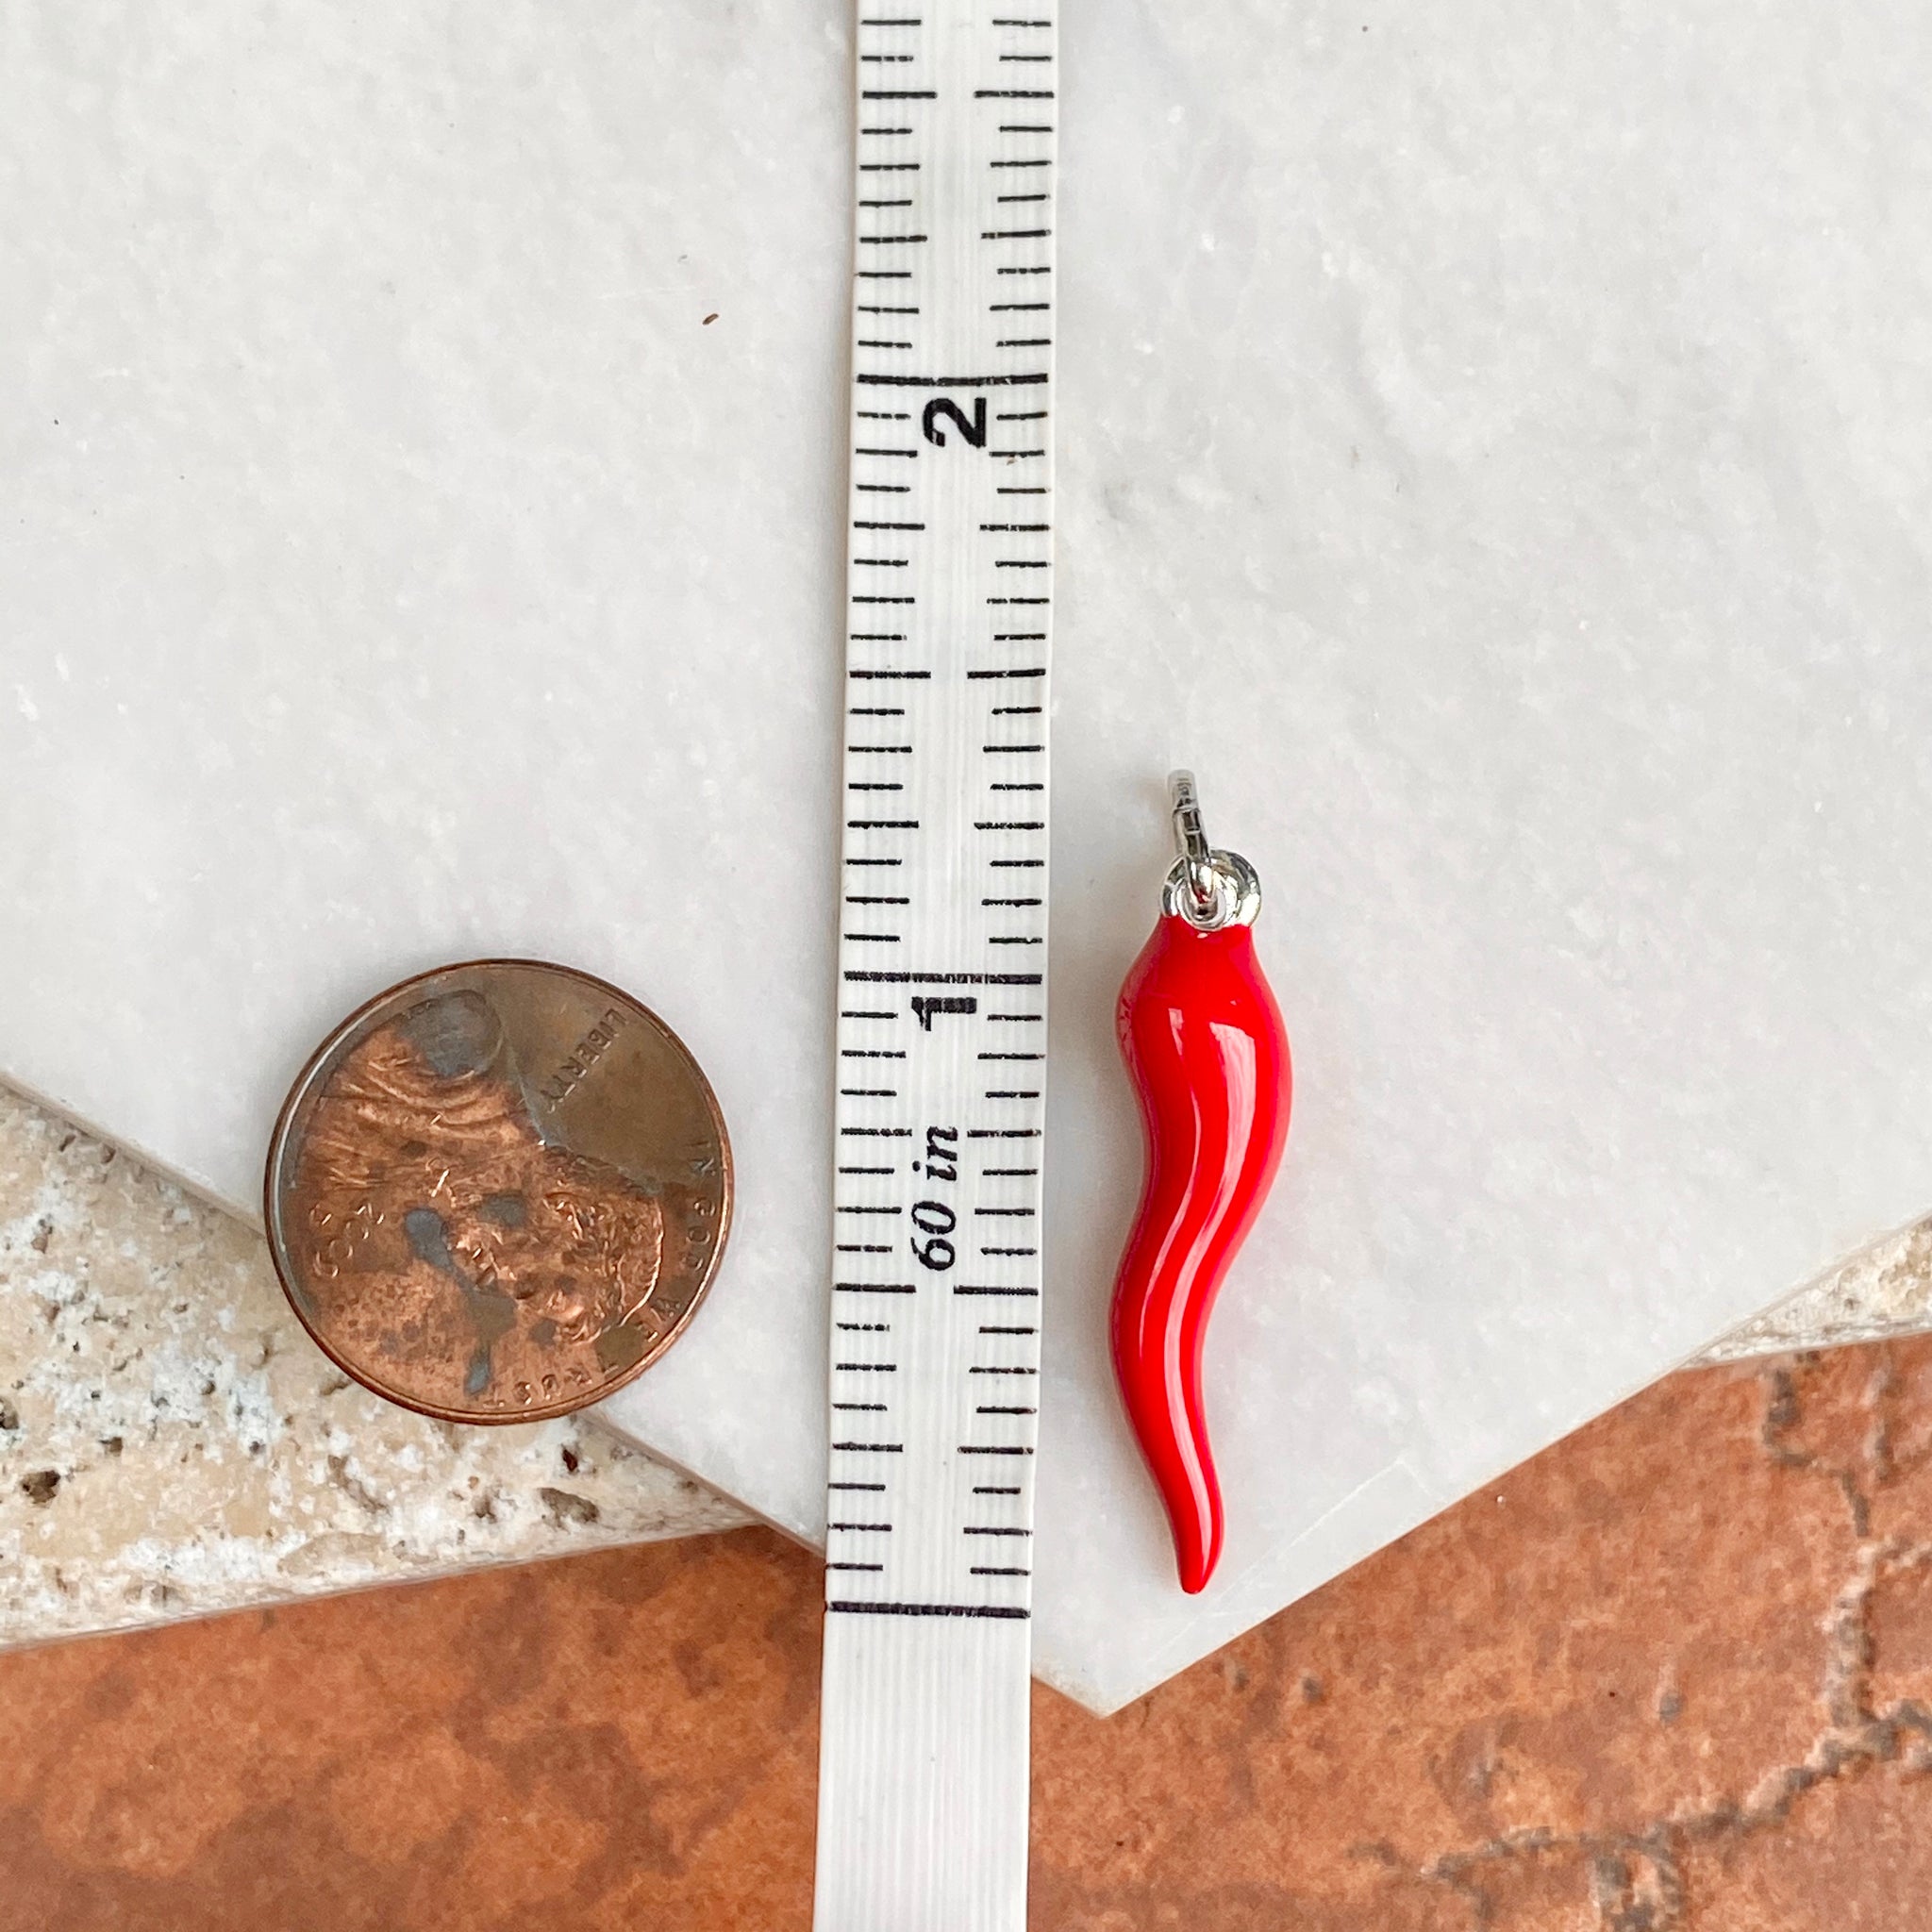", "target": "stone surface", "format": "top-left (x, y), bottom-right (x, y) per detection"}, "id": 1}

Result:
top-left (1704, 1218), bottom-right (1932, 1364)
top-left (8, 1), bottom-right (1932, 1712)
top-left (9, 1338), bottom-right (1932, 1927)
top-left (10, 1066), bottom-right (1932, 1674)
top-left (0, 1084), bottom-right (744, 1654)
